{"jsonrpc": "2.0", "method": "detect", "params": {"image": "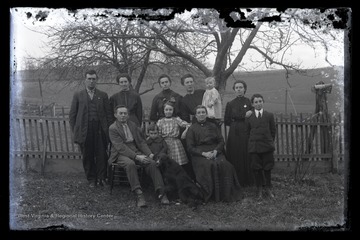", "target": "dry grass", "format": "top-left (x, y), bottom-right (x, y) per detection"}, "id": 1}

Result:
top-left (10, 169), bottom-right (347, 231)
